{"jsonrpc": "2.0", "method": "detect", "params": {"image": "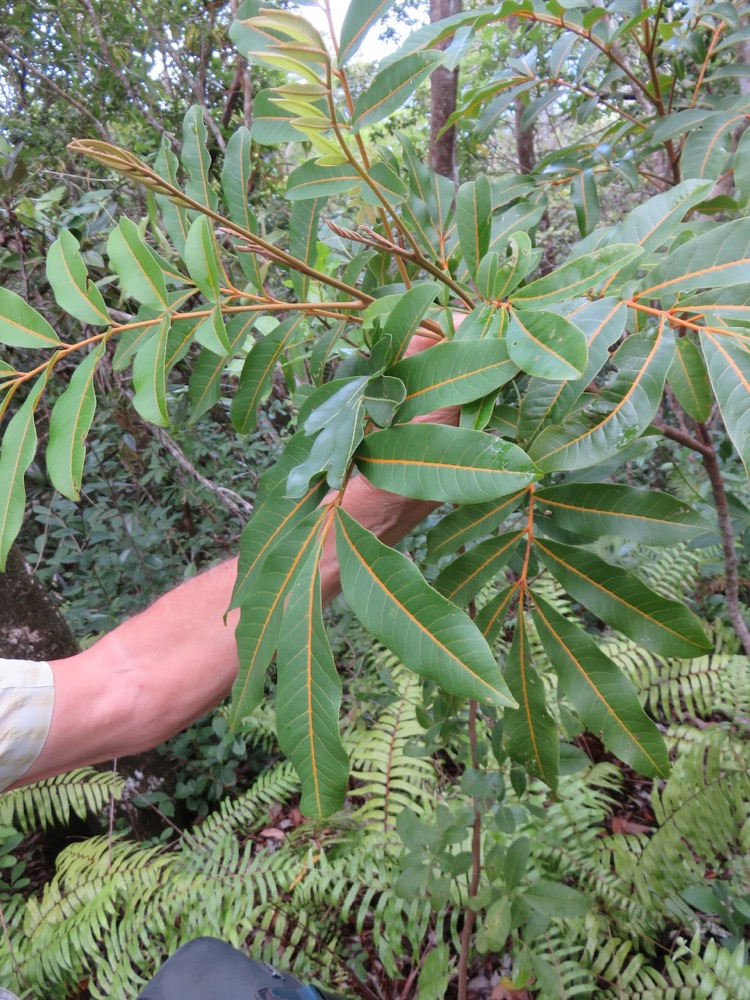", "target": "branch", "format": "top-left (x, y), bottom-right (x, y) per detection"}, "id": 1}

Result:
top-left (695, 422), bottom-right (750, 655)
top-left (152, 427), bottom-right (253, 520)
